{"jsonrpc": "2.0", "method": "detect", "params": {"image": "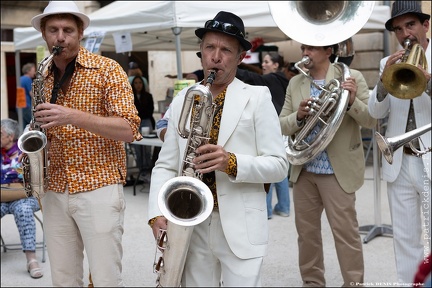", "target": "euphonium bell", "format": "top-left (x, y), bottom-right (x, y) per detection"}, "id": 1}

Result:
top-left (269, 1), bottom-right (375, 46)
top-left (381, 39), bottom-right (428, 99)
